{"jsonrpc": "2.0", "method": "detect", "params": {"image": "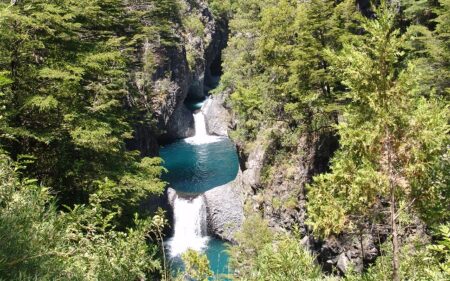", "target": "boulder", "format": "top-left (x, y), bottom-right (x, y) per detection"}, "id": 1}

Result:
top-left (204, 171), bottom-right (244, 243)
top-left (166, 104), bottom-right (195, 139)
top-left (203, 90), bottom-right (232, 136)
